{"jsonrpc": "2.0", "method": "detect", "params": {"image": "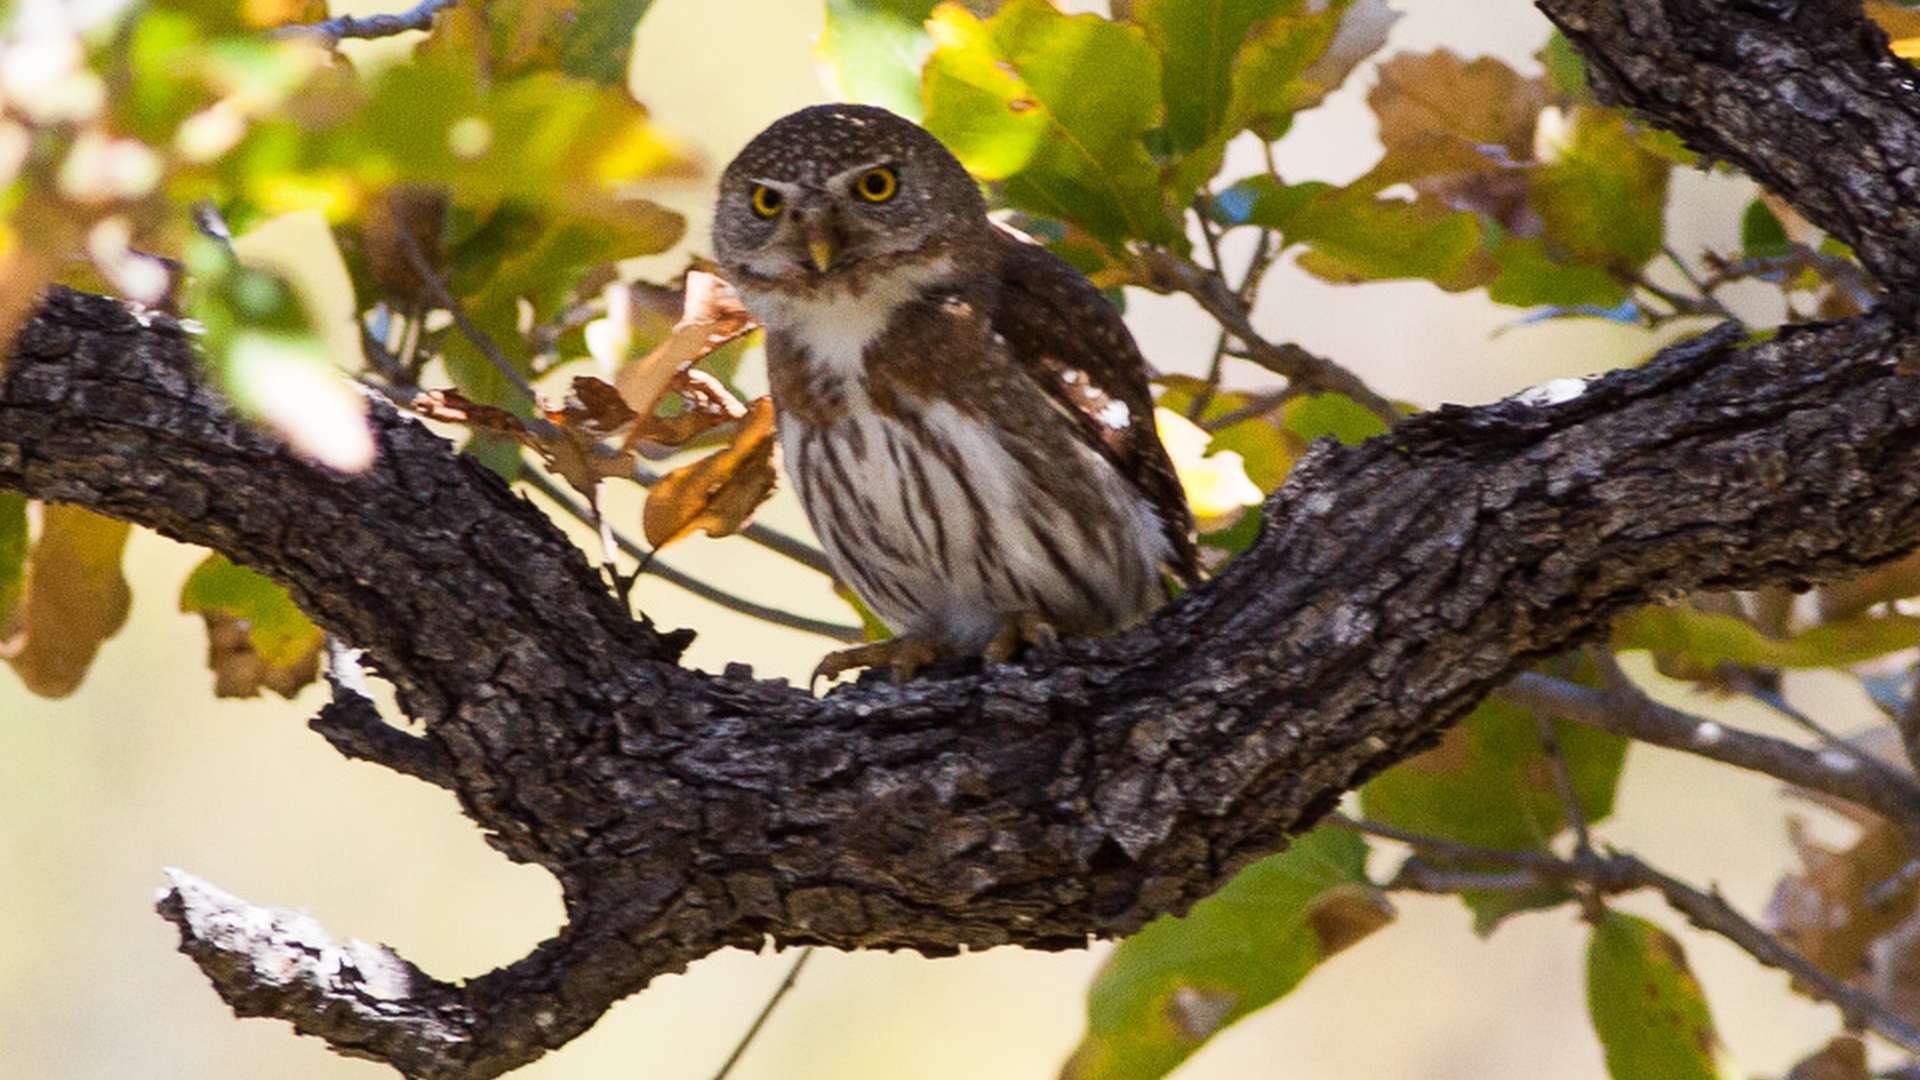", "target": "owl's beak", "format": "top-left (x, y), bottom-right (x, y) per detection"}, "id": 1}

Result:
top-left (805, 226), bottom-right (837, 272)
top-left (802, 213), bottom-right (840, 270)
